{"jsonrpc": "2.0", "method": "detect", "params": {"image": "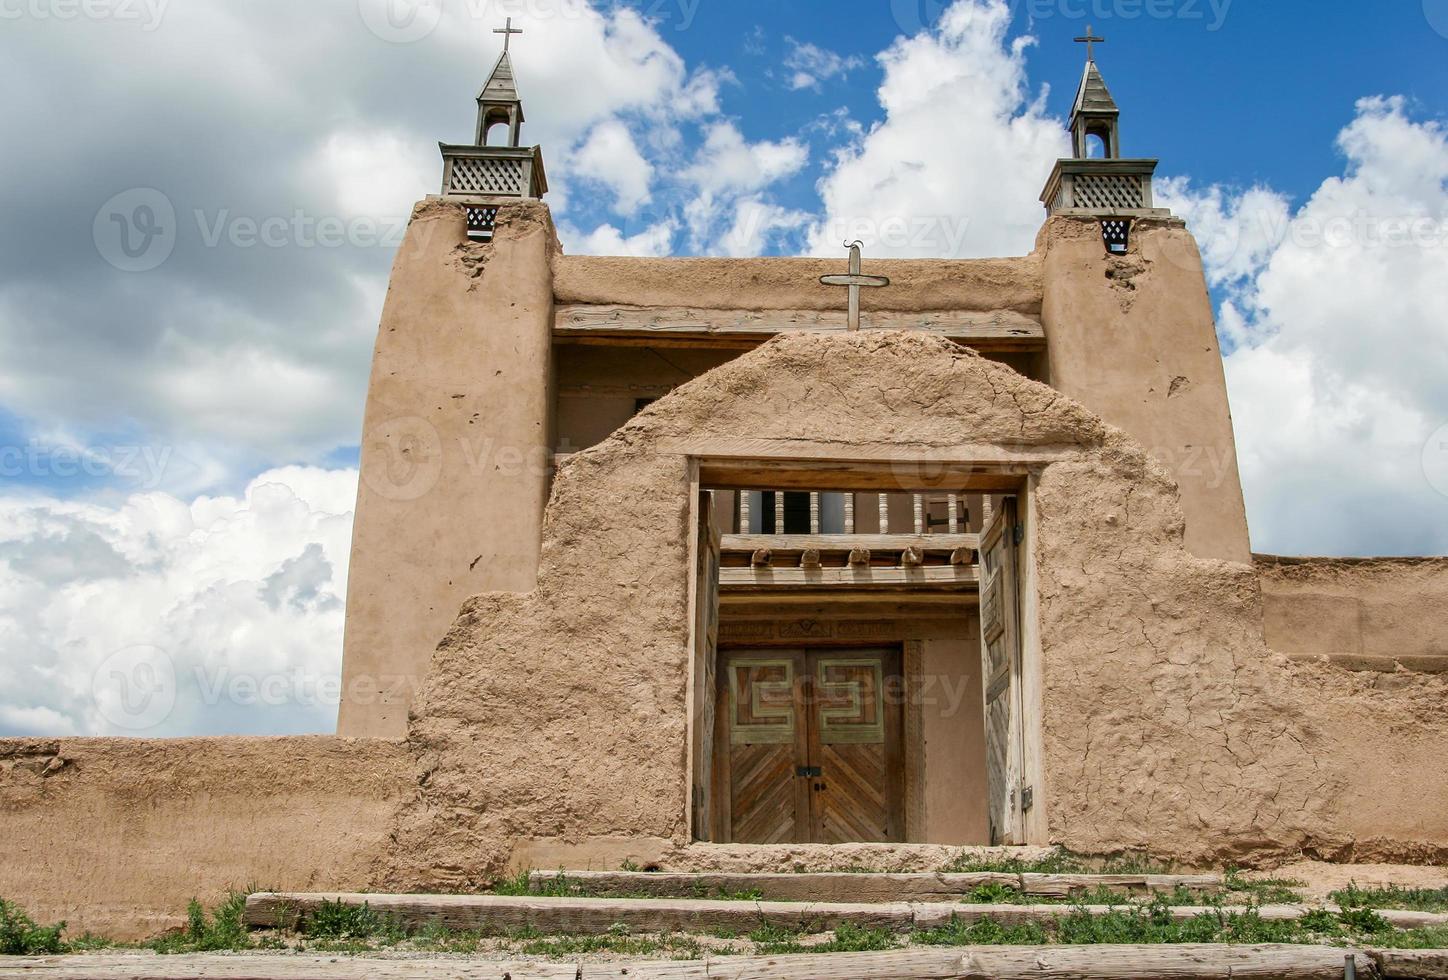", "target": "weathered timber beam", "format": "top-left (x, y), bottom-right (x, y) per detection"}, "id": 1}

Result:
top-left (525, 870), bottom-right (1225, 903)
top-left (553, 305), bottom-right (1046, 352)
top-left (0, 946), bottom-right (1399, 980)
top-left (245, 892), bottom-right (914, 936)
top-left (723, 534), bottom-right (979, 554)
top-left (720, 566), bottom-right (979, 591)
